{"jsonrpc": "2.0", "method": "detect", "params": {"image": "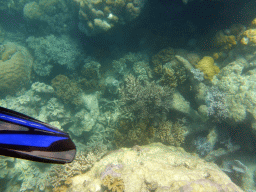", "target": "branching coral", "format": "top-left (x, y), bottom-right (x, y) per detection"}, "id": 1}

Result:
top-left (119, 74), bottom-right (172, 120)
top-left (27, 35), bottom-right (81, 76)
top-left (50, 151), bottom-right (103, 190)
top-left (206, 86), bottom-right (228, 120)
top-left (102, 175), bottom-right (125, 192)
top-left (101, 163), bottom-right (125, 192)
